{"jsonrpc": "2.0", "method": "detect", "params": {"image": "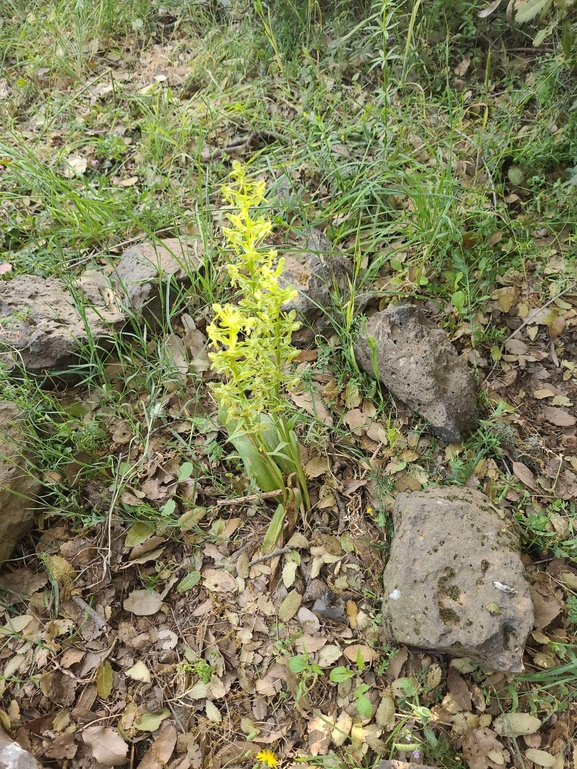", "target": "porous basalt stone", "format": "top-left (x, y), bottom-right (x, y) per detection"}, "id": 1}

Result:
top-left (382, 486), bottom-right (534, 673)
top-left (355, 304), bottom-right (477, 442)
